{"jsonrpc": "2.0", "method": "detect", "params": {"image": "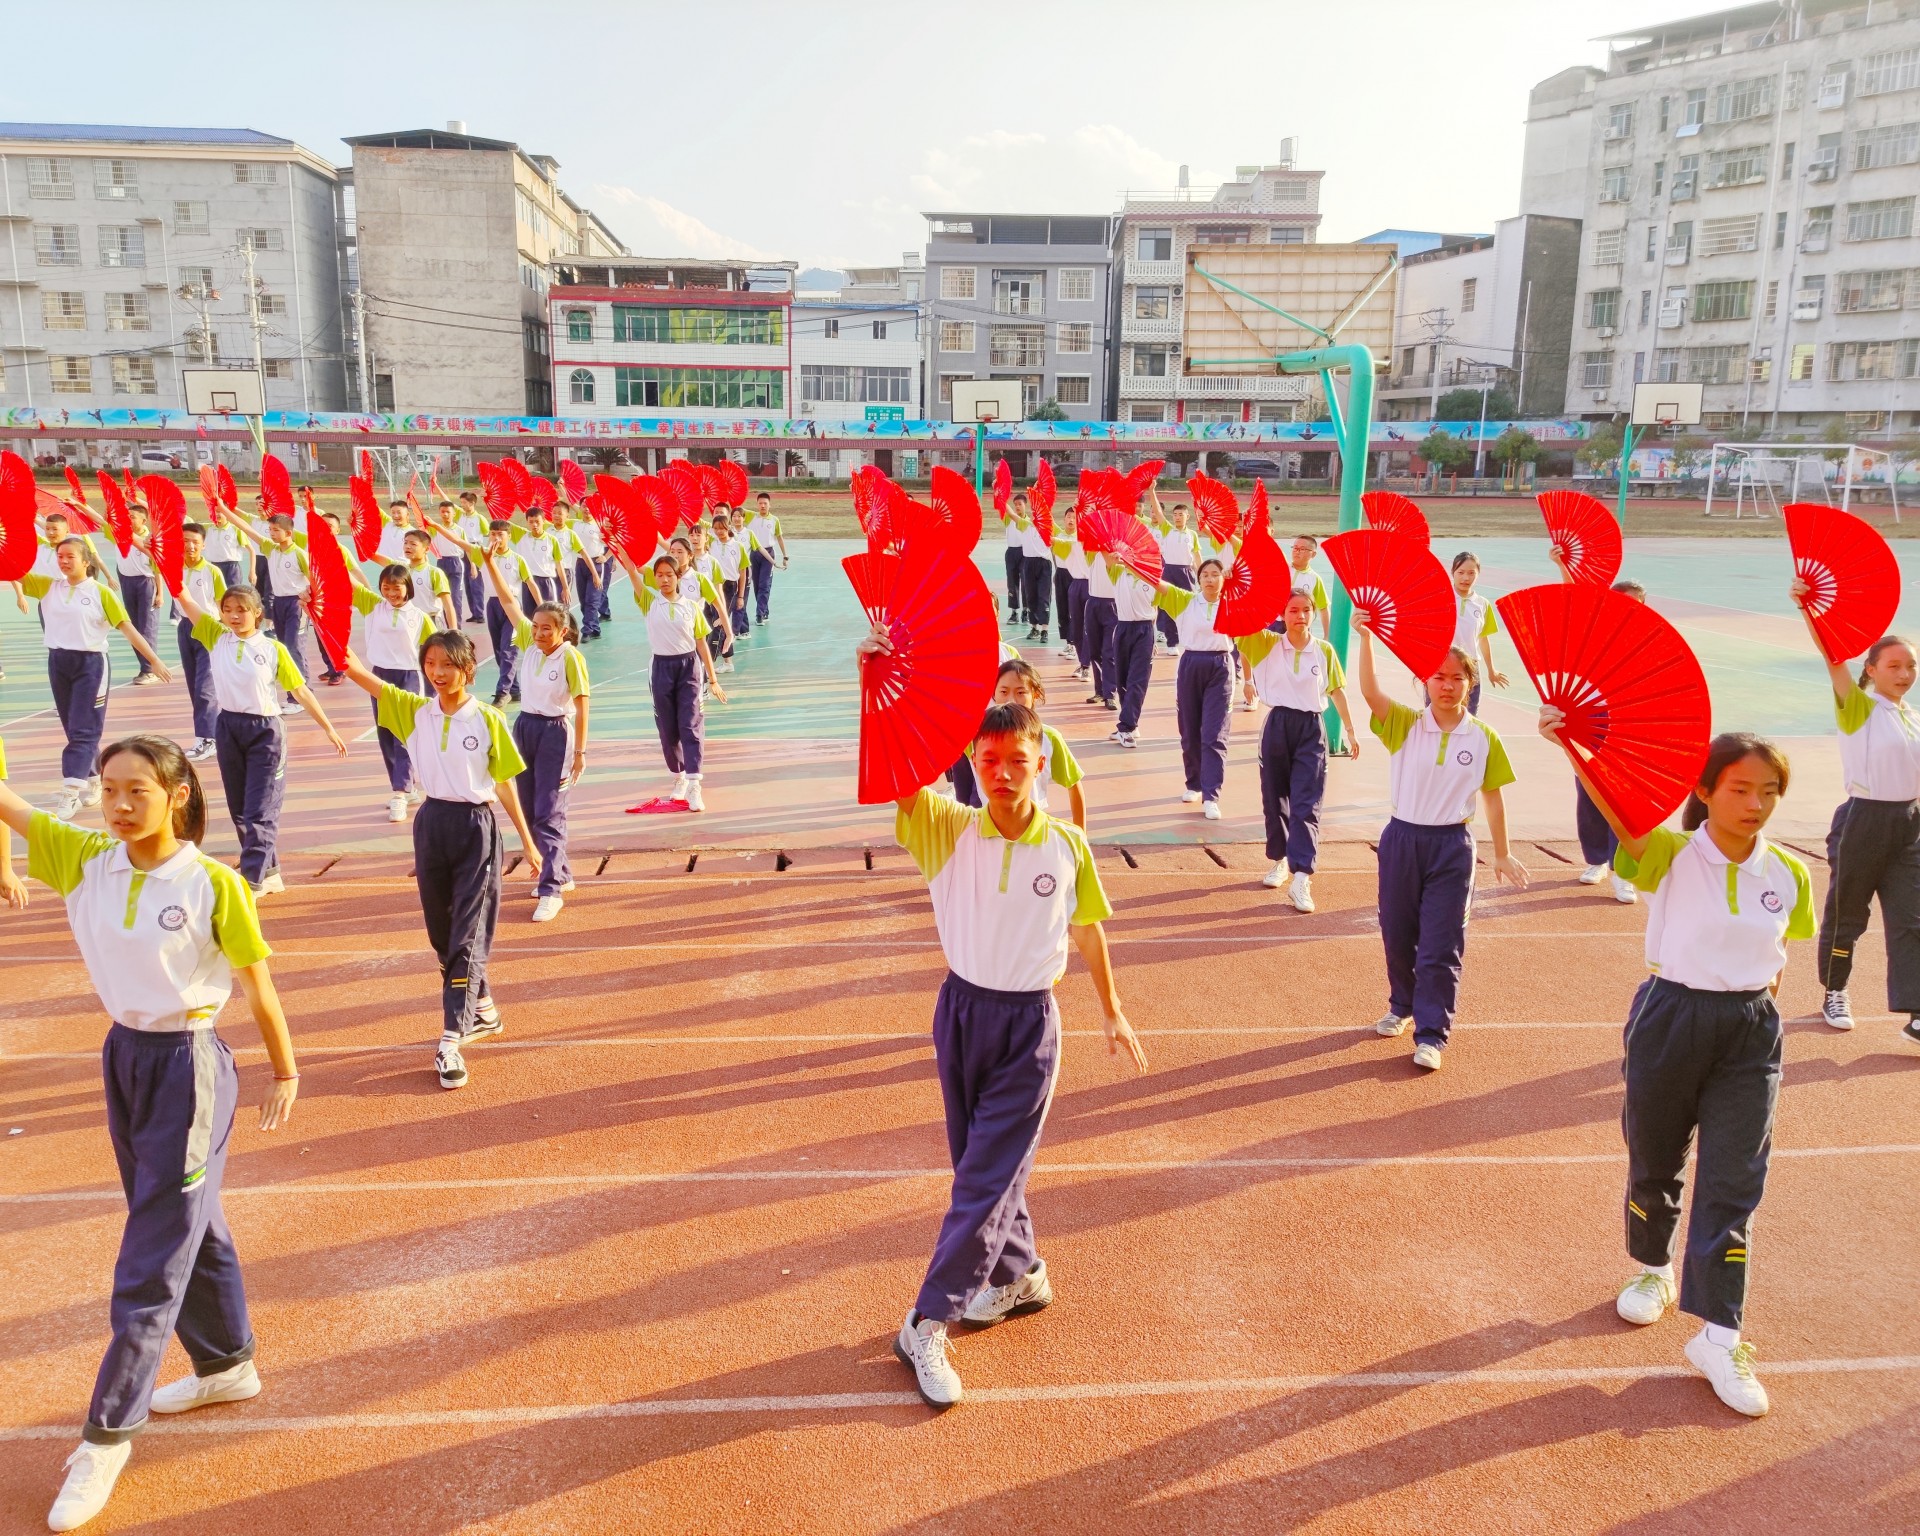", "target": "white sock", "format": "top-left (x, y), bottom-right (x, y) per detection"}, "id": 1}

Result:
top-left (1704, 1321), bottom-right (1740, 1348)
top-left (1646, 1261), bottom-right (1675, 1282)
